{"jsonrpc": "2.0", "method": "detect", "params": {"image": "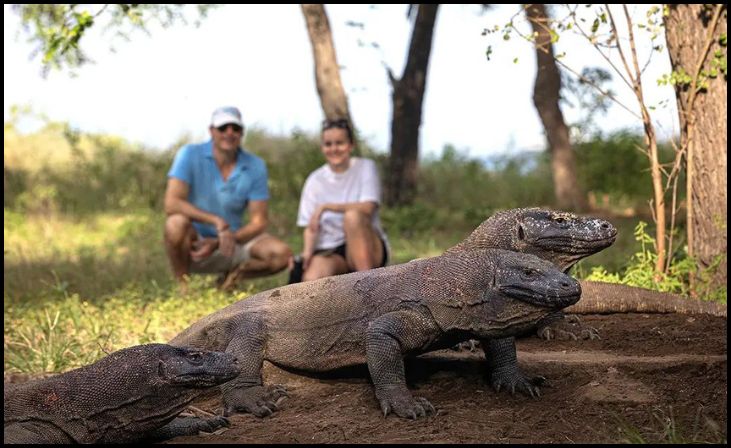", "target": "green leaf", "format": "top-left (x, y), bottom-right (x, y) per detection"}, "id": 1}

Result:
top-left (549, 29), bottom-right (559, 44)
